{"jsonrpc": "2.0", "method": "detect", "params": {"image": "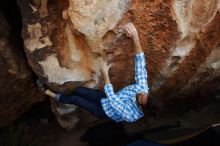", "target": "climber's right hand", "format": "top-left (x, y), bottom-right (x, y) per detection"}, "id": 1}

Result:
top-left (100, 60), bottom-right (111, 75)
top-left (124, 23), bottom-right (139, 41)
